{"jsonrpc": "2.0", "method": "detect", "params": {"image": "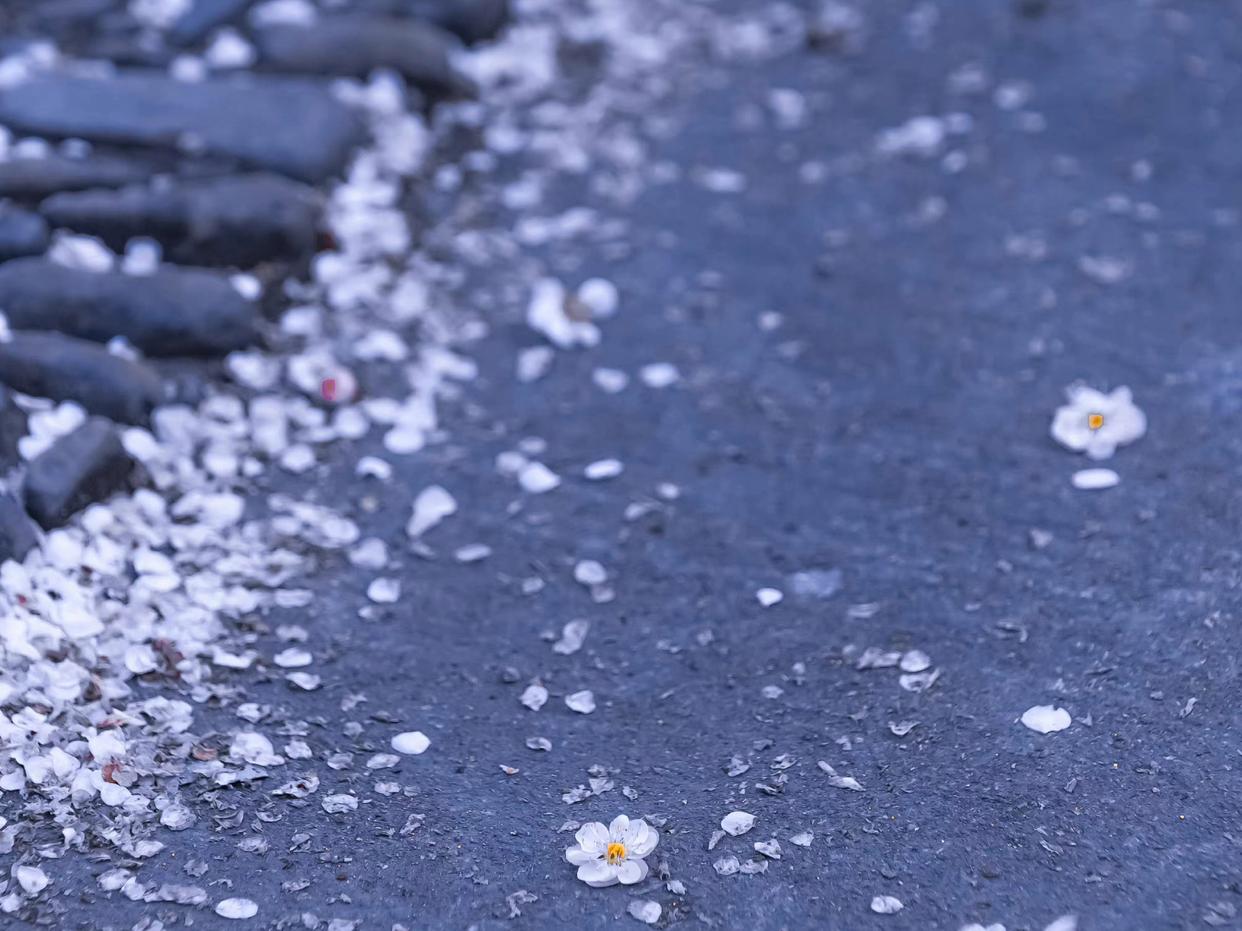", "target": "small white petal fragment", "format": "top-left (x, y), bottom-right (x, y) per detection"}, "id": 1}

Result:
top-left (1021, 705), bottom-right (1072, 734)
top-left (552, 620), bottom-right (590, 655)
top-left (1044, 916), bottom-right (1078, 931)
top-left (15, 865), bottom-right (48, 895)
top-left (754, 839), bottom-right (782, 859)
top-left (367, 578), bottom-right (401, 604)
top-left (391, 731), bottom-right (431, 755)
top-left (215, 898), bottom-right (259, 920)
top-left (573, 560), bottom-right (607, 586)
top-left (817, 761), bottom-right (864, 791)
top-left (756, 587), bottom-right (783, 607)
top-left (871, 895), bottom-right (904, 915)
top-left (790, 831), bottom-right (813, 847)
top-left (1071, 467), bottom-right (1120, 490)
top-left (407, 485), bottom-right (458, 537)
top-left (565, 690), bottom-right (596, 714)
top-left (519, 461), bottom-right (561, 494)
top-left (639, 362), bottom-right (680, 388)
top-left (584, 458), bottom-right (624, 480)
top-left (628, 900), bottom-right (661, 924)
top-left (520, 683), bottom-right (549, 711)
top-left (721, 811), bottom-right (756, 836)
